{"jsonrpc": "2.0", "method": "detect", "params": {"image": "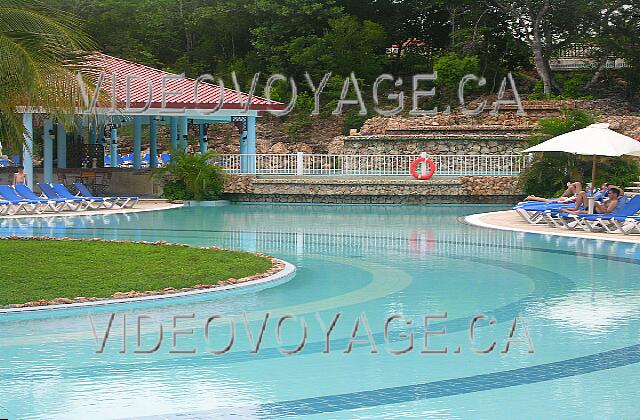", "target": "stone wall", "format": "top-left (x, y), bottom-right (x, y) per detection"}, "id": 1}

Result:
top-left (223, 175), bottom-right (522, 204)
top-left (359, 114), bottom-right (538, 136)
top-left (342, 137), bottom-right (527, 155)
